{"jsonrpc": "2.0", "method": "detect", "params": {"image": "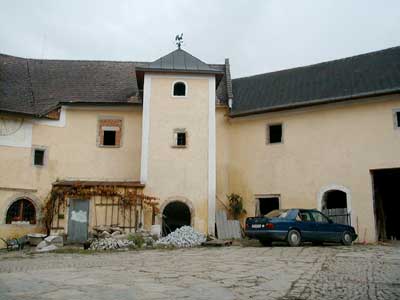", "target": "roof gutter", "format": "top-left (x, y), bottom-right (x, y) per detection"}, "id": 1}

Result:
top-left (229, 88), bottom-right (400, 118)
